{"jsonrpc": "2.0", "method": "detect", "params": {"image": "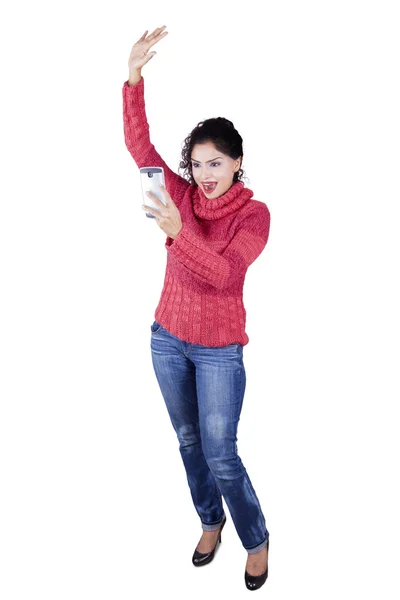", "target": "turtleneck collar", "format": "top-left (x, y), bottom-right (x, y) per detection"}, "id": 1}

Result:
top-left (192, 181), bottom-right (254, 220)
